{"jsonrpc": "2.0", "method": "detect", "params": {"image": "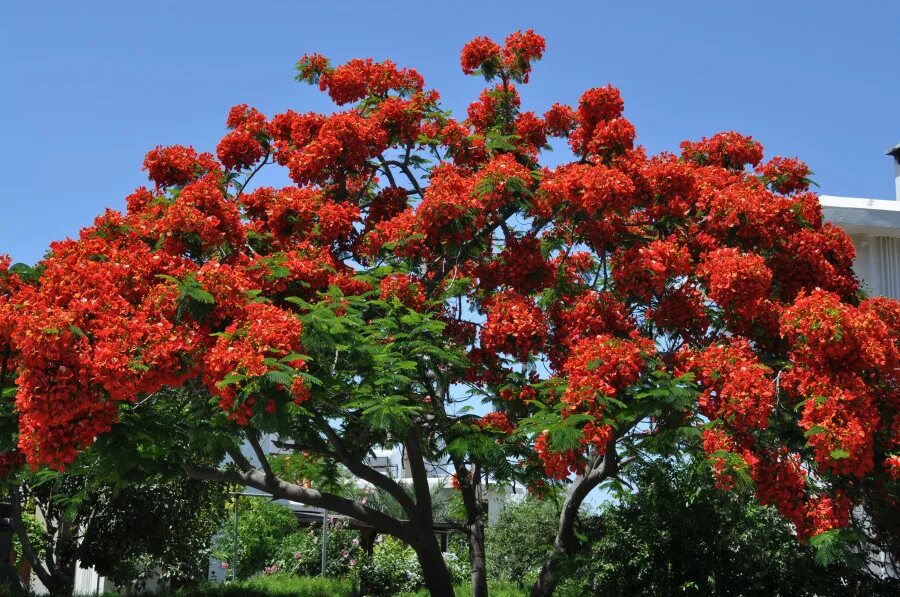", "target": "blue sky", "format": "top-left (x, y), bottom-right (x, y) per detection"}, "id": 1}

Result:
top-left (2, 1), bottom-right (898, 265)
